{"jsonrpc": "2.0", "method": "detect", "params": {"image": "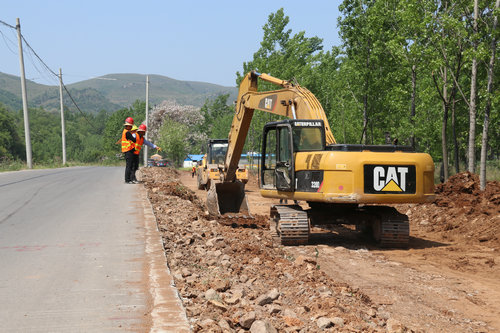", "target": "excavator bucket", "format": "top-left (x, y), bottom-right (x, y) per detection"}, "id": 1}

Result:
top-left (207, 181), bottom-right (249, 216)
